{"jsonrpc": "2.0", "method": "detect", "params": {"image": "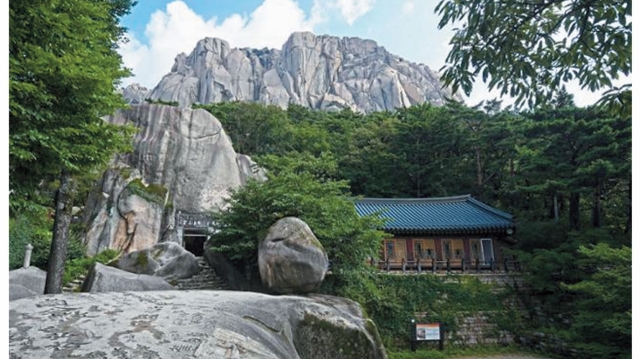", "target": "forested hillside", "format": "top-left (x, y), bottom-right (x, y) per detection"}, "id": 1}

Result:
top-left (10, 0), bottom-right (630, 357)
top-left (196, 96), bottom-right (630, 358)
